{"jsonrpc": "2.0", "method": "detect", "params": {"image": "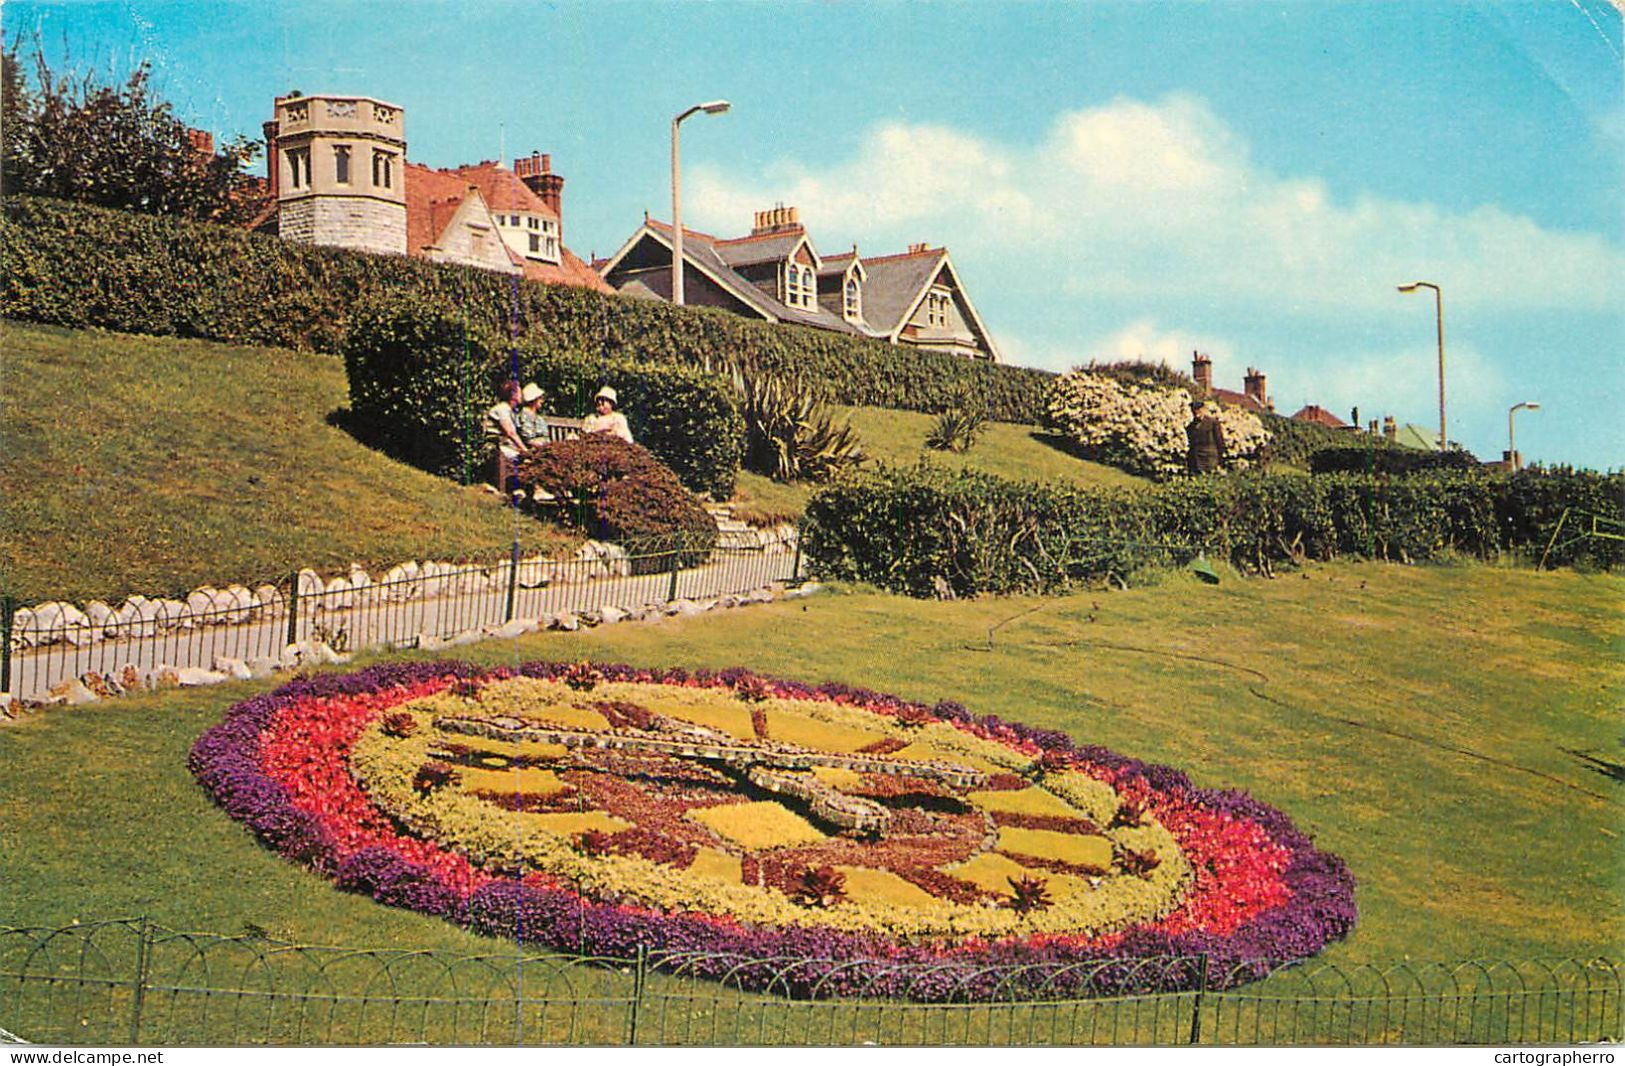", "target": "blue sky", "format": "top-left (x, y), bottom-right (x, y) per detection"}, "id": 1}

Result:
top-left (10, 0), bottom-right (1622, 468)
